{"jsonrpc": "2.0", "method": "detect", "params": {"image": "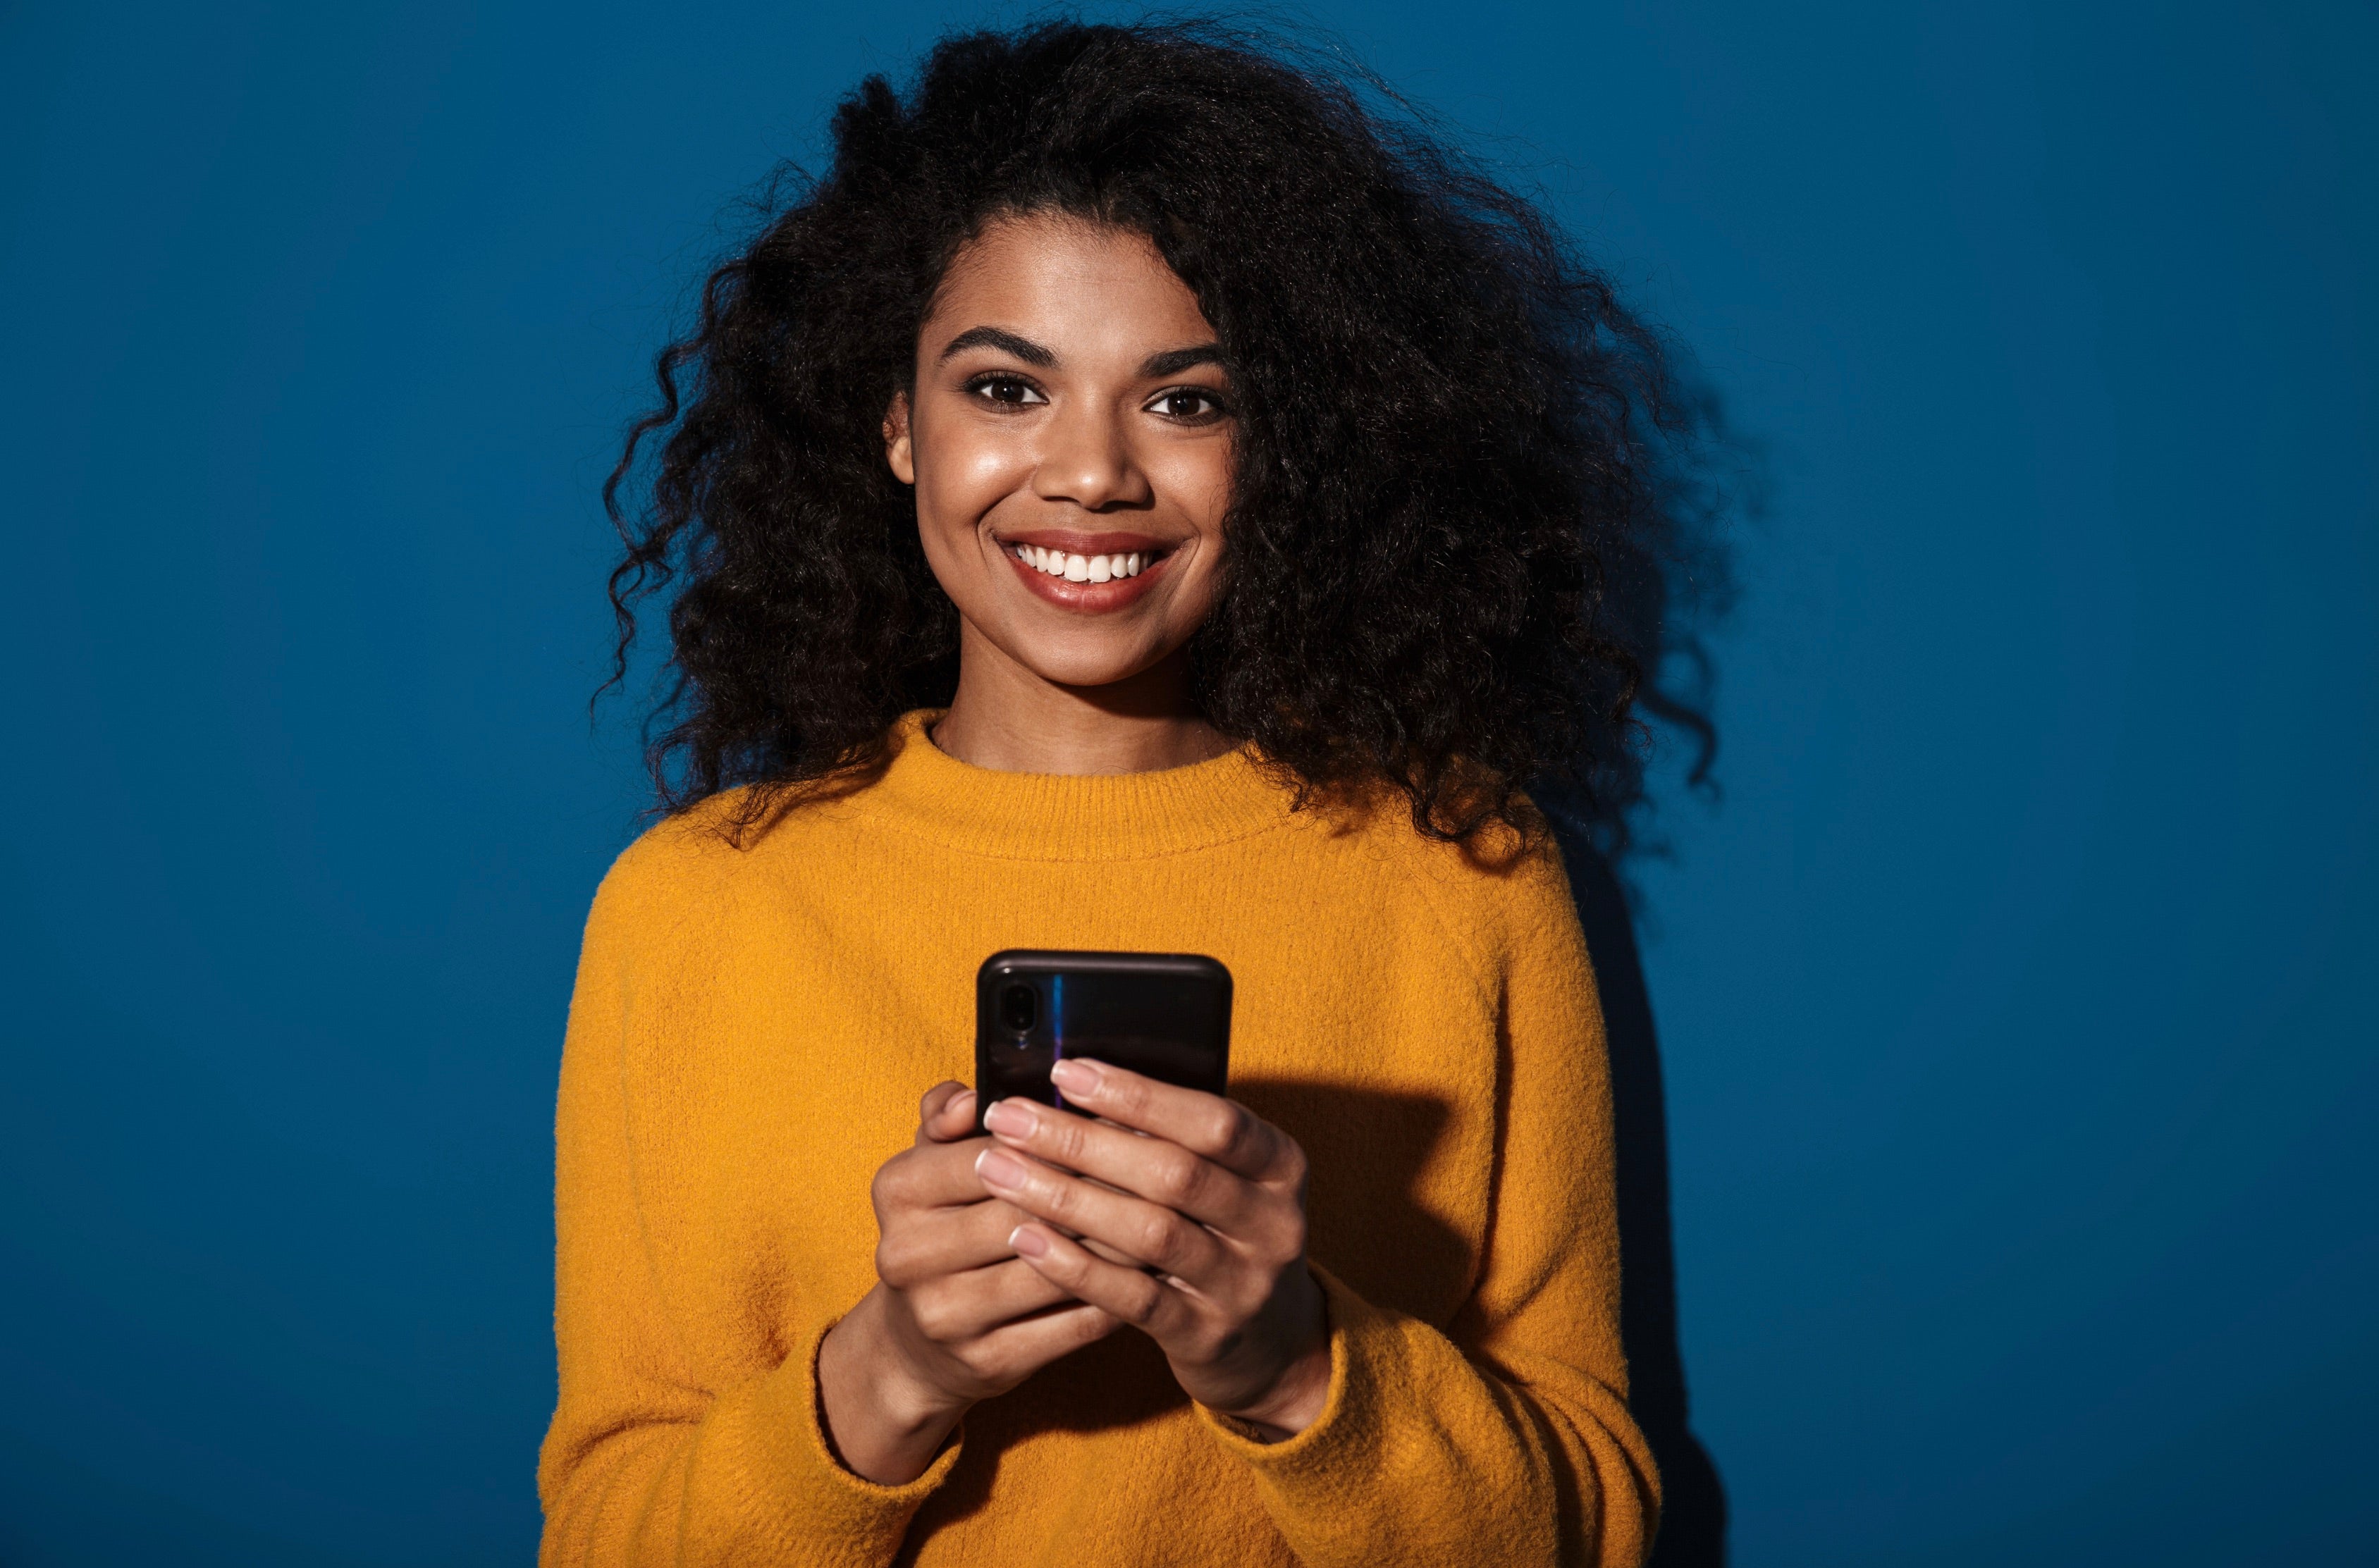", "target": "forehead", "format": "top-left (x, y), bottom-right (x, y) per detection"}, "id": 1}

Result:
top-left (926, 212), bottom-right (1213, 357)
